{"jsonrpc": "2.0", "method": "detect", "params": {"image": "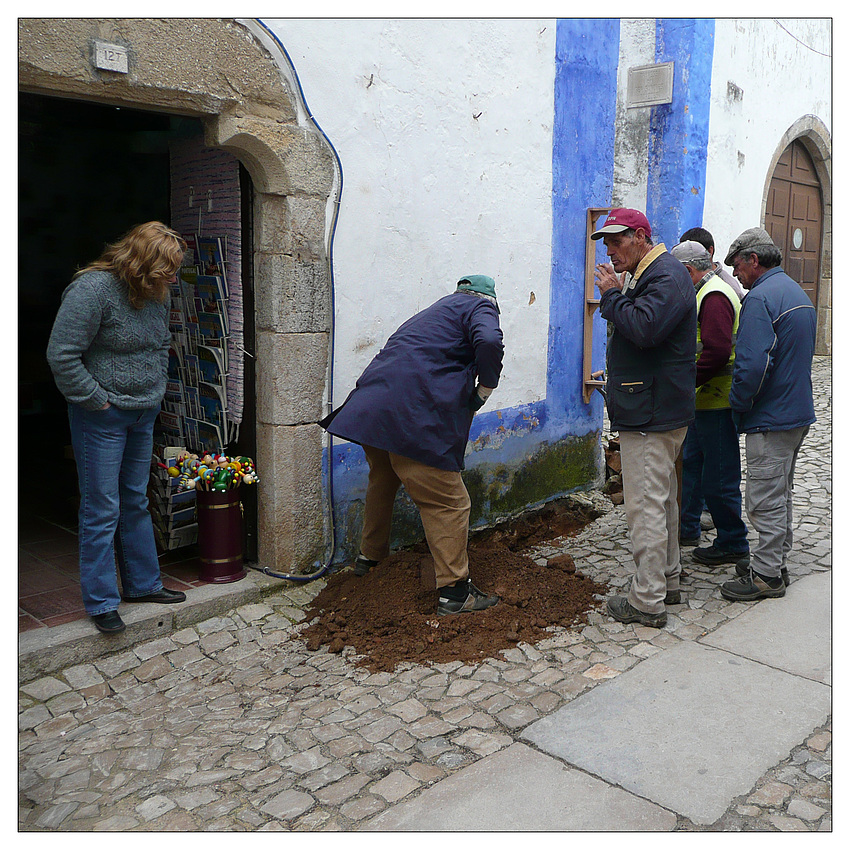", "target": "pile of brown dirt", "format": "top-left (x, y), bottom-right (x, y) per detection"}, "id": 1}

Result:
top-left (300, 499), bottom-right (609, 672)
